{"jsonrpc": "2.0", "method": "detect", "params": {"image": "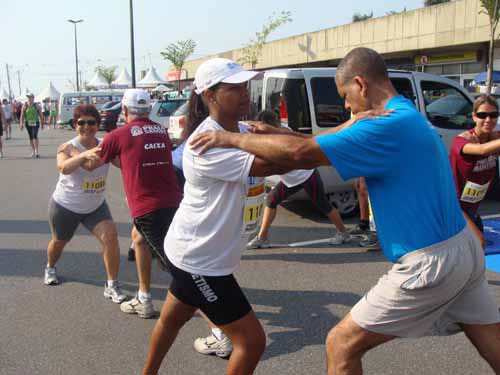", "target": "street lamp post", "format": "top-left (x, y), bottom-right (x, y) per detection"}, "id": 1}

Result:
top-left (68, 19), bottom-right (83, 92)
top-left (129, 0), bottom-right (136, 88)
